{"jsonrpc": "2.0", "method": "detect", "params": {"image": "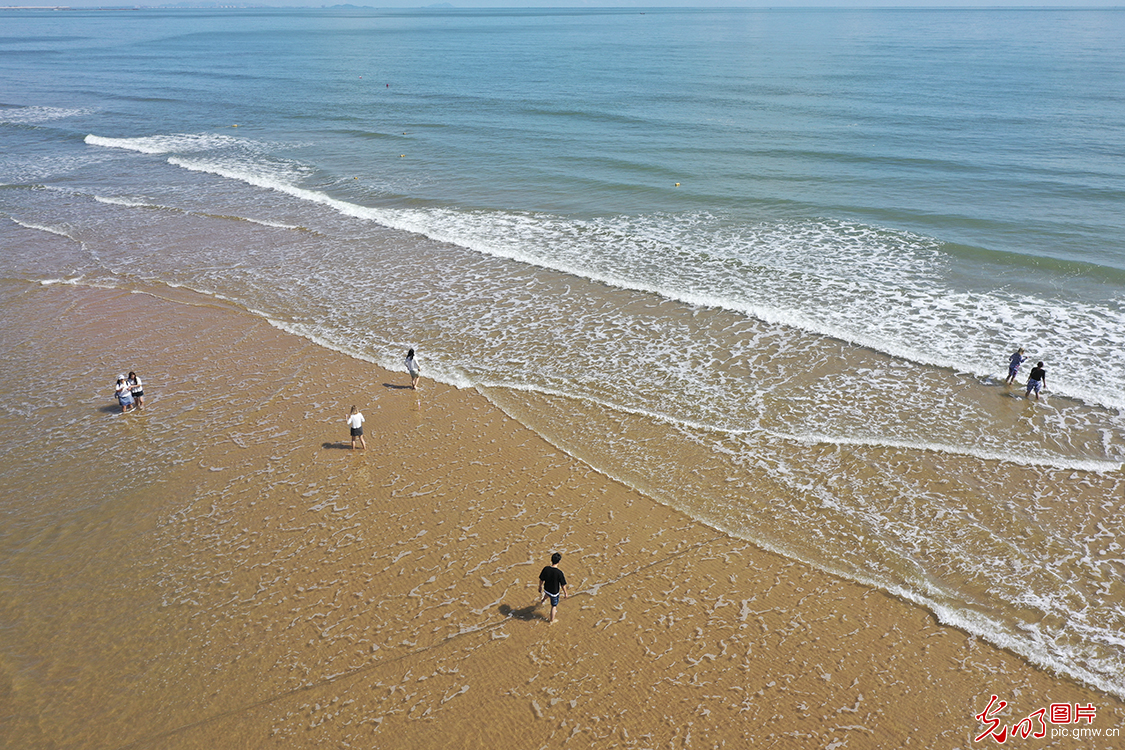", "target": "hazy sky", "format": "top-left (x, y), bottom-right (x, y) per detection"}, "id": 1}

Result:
top-left (18, 1), bottom-right (1125, 8)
